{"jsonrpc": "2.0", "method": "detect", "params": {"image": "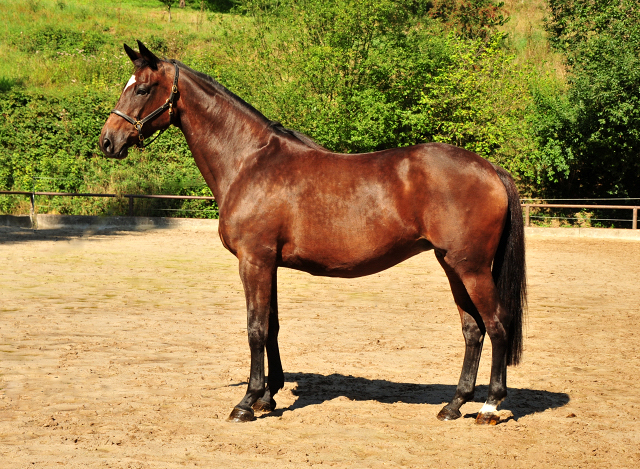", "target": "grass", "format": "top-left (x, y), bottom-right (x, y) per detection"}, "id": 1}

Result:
top-left (500, 0), bottom-right (565, 79)
top-left (0, 0), bottom-right (249, 94)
